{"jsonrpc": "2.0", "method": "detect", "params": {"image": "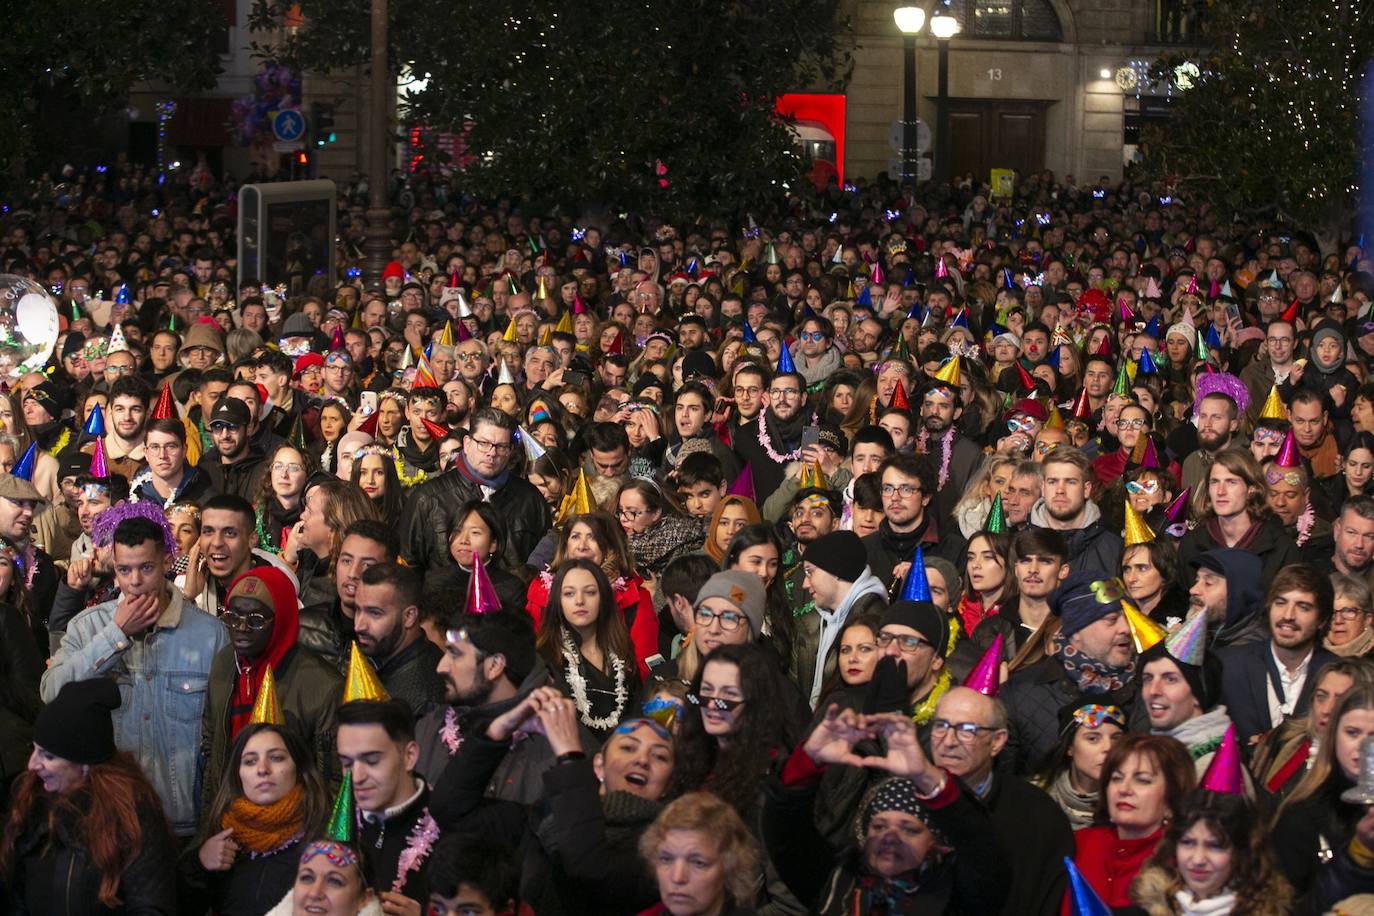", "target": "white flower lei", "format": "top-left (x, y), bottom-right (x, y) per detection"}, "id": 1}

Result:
top-left (560, 631), bottom-right (628, 731)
